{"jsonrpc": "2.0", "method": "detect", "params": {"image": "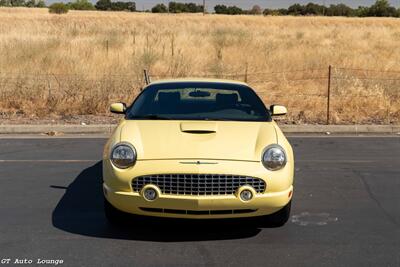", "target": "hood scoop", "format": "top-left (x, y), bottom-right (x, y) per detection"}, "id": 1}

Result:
top-left (180, 122), bottom-right (217, 134)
